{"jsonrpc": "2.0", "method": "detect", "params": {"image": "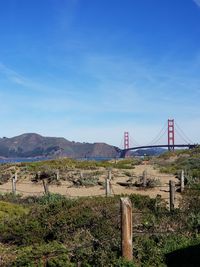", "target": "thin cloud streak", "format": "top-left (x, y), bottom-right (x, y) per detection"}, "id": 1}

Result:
top-left (79, 53), bottom-right (200, 113)
top-left (0, 62), bottom-right (47, 91)
top-left (0, 62), bottom-right (27, 86)
top-left (193, 0), bottom-right (200, 8)
top-left (0, 62), bottom-right (75, 96)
